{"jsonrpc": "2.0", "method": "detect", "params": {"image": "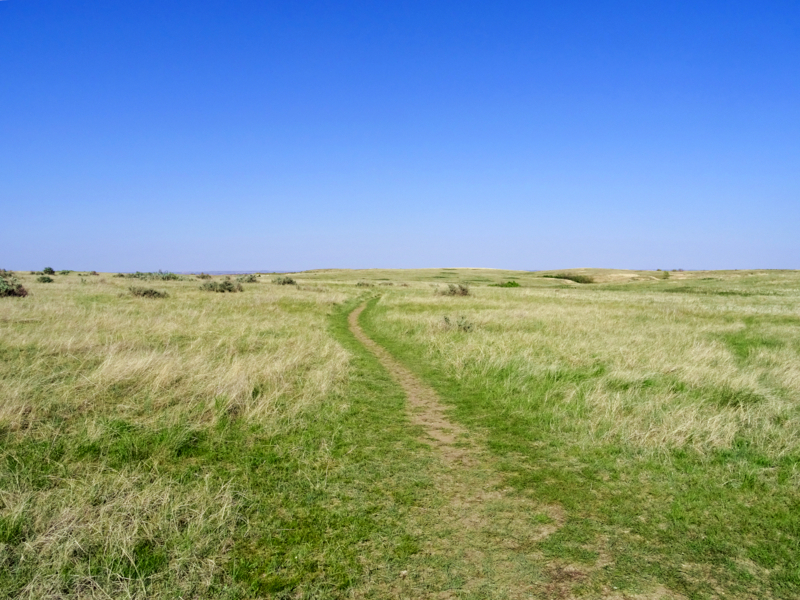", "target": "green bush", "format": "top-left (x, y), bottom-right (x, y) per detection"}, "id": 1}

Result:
top-left (438, 283), bottom-right (470, 296)
top-left (272, 276), bottom-right (296, 285)
top-left (356, 281), bottom-right (374, 287)
top-left (200, 281), bottom-right (243, 293)
top-left (491, 281), bottom-right (520, 288)
top-left (541, 273), bottom-right (594, 284)
top-left (37, 276), bottom-right (54, 283)
top-left (196, 273), bottom-right (212, 279)
top-left (237, 274), bottom-right (258, 283)
top-left (57, 270), bottom-right (72, 275)
top-left (129, 286), bottom-right (169, 299)
top-left (0, 273), bottom-right (28, 297)
top-left (42, 267), bottom-right (55, 275)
